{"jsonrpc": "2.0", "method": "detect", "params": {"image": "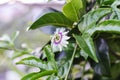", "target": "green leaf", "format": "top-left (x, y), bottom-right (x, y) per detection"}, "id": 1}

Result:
top-left (96, 0), bottom-right (104, 5)
top-left (63, 0), bottom-right (85, 22)
top-left (16, 56), bottom-right (47, 70)
top-left (21, 72), bottom-right (38, 80)
top-left (97, 0), bottom-right (114, 6)
top-left (102, 0), bottom-right (114, 5)
top-left (110, 11), bottom-right (119, 19)
top-left (111, 62), bottom-right (120, 79)
top-left (78, 8), bottom-right (112, 33)
top-left (47, 75), bottom-right (59, 80)
top-left (29, 12), bottom-right (74, 30)
top-left (87, 20), bottom-right (120, 36)
top-left (73, 34), bottom-right (98, 62)
top-left (58, 61), bottom-right (70, 78)
top-left (111, 0), bottom-right (120, 20)
top-left (43, 45), bottom-right (57, 70)
top-left (66, 0), bottom-right (72, 3)
top-left (21, 70), bottom-right (57, 80)
top-left (80, 50), bottom-right (88, 60)
top-left (108, 38), bottom-right (120, 53)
